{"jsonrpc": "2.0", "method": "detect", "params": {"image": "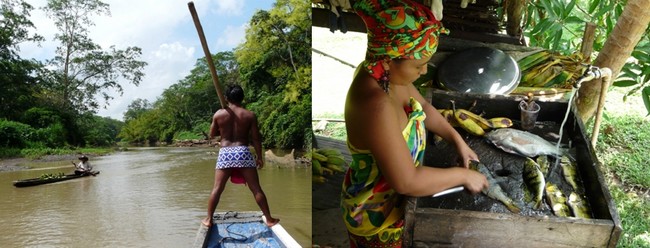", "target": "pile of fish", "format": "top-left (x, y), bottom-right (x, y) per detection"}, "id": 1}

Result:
top-left (466, 128), bottom-right (592, 219)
